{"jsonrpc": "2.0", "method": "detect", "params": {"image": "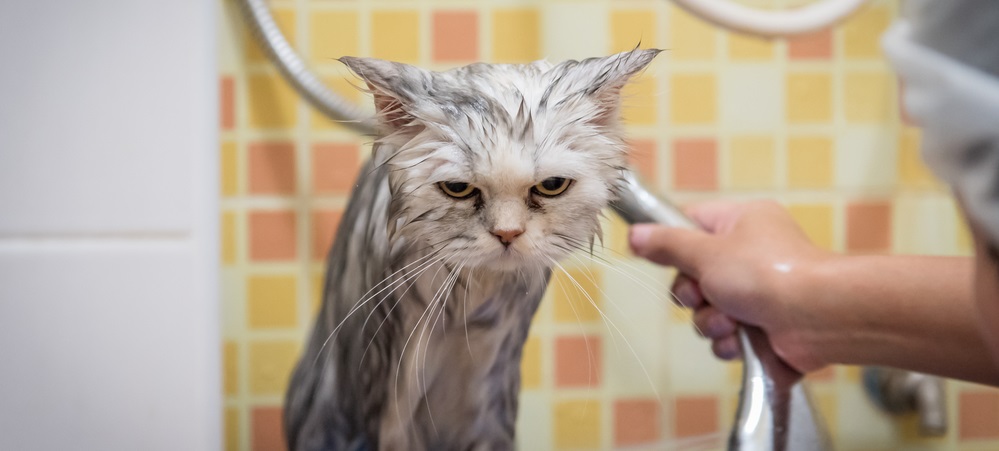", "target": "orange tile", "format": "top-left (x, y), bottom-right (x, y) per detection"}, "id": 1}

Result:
top-left (433, 10), bottom-right (478, 62)
top-left (672, 138), bottom-right (717, 191)
top-left (311, 142), bottom-right (359, 195)
top-left (251, 406), bottom-right (286, 451)
top-left (614, 398), bottom-right (661, 446)
top-left (628, 139), bottom-right (658, 185)
top-left (959, 390), bottom-right (999, 440)
top-left (312, 210), bottom-right (343, 260)
top-left (248, 142), bottom-right (296, 195)
top-left (846, 201), bottom-right (891, 253)
top-left (674, 395), bottom-right (718, 438)
top-left (555, 335), bottom-right (602, 387)
top-left (249, 210), bottom-right (297, 261)
top-left (492, 9), bottom-right (539, 63)
top-left (220, 76), bottom-right (235, 130)
top-left (788, 29), bottom-right (832, 60)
